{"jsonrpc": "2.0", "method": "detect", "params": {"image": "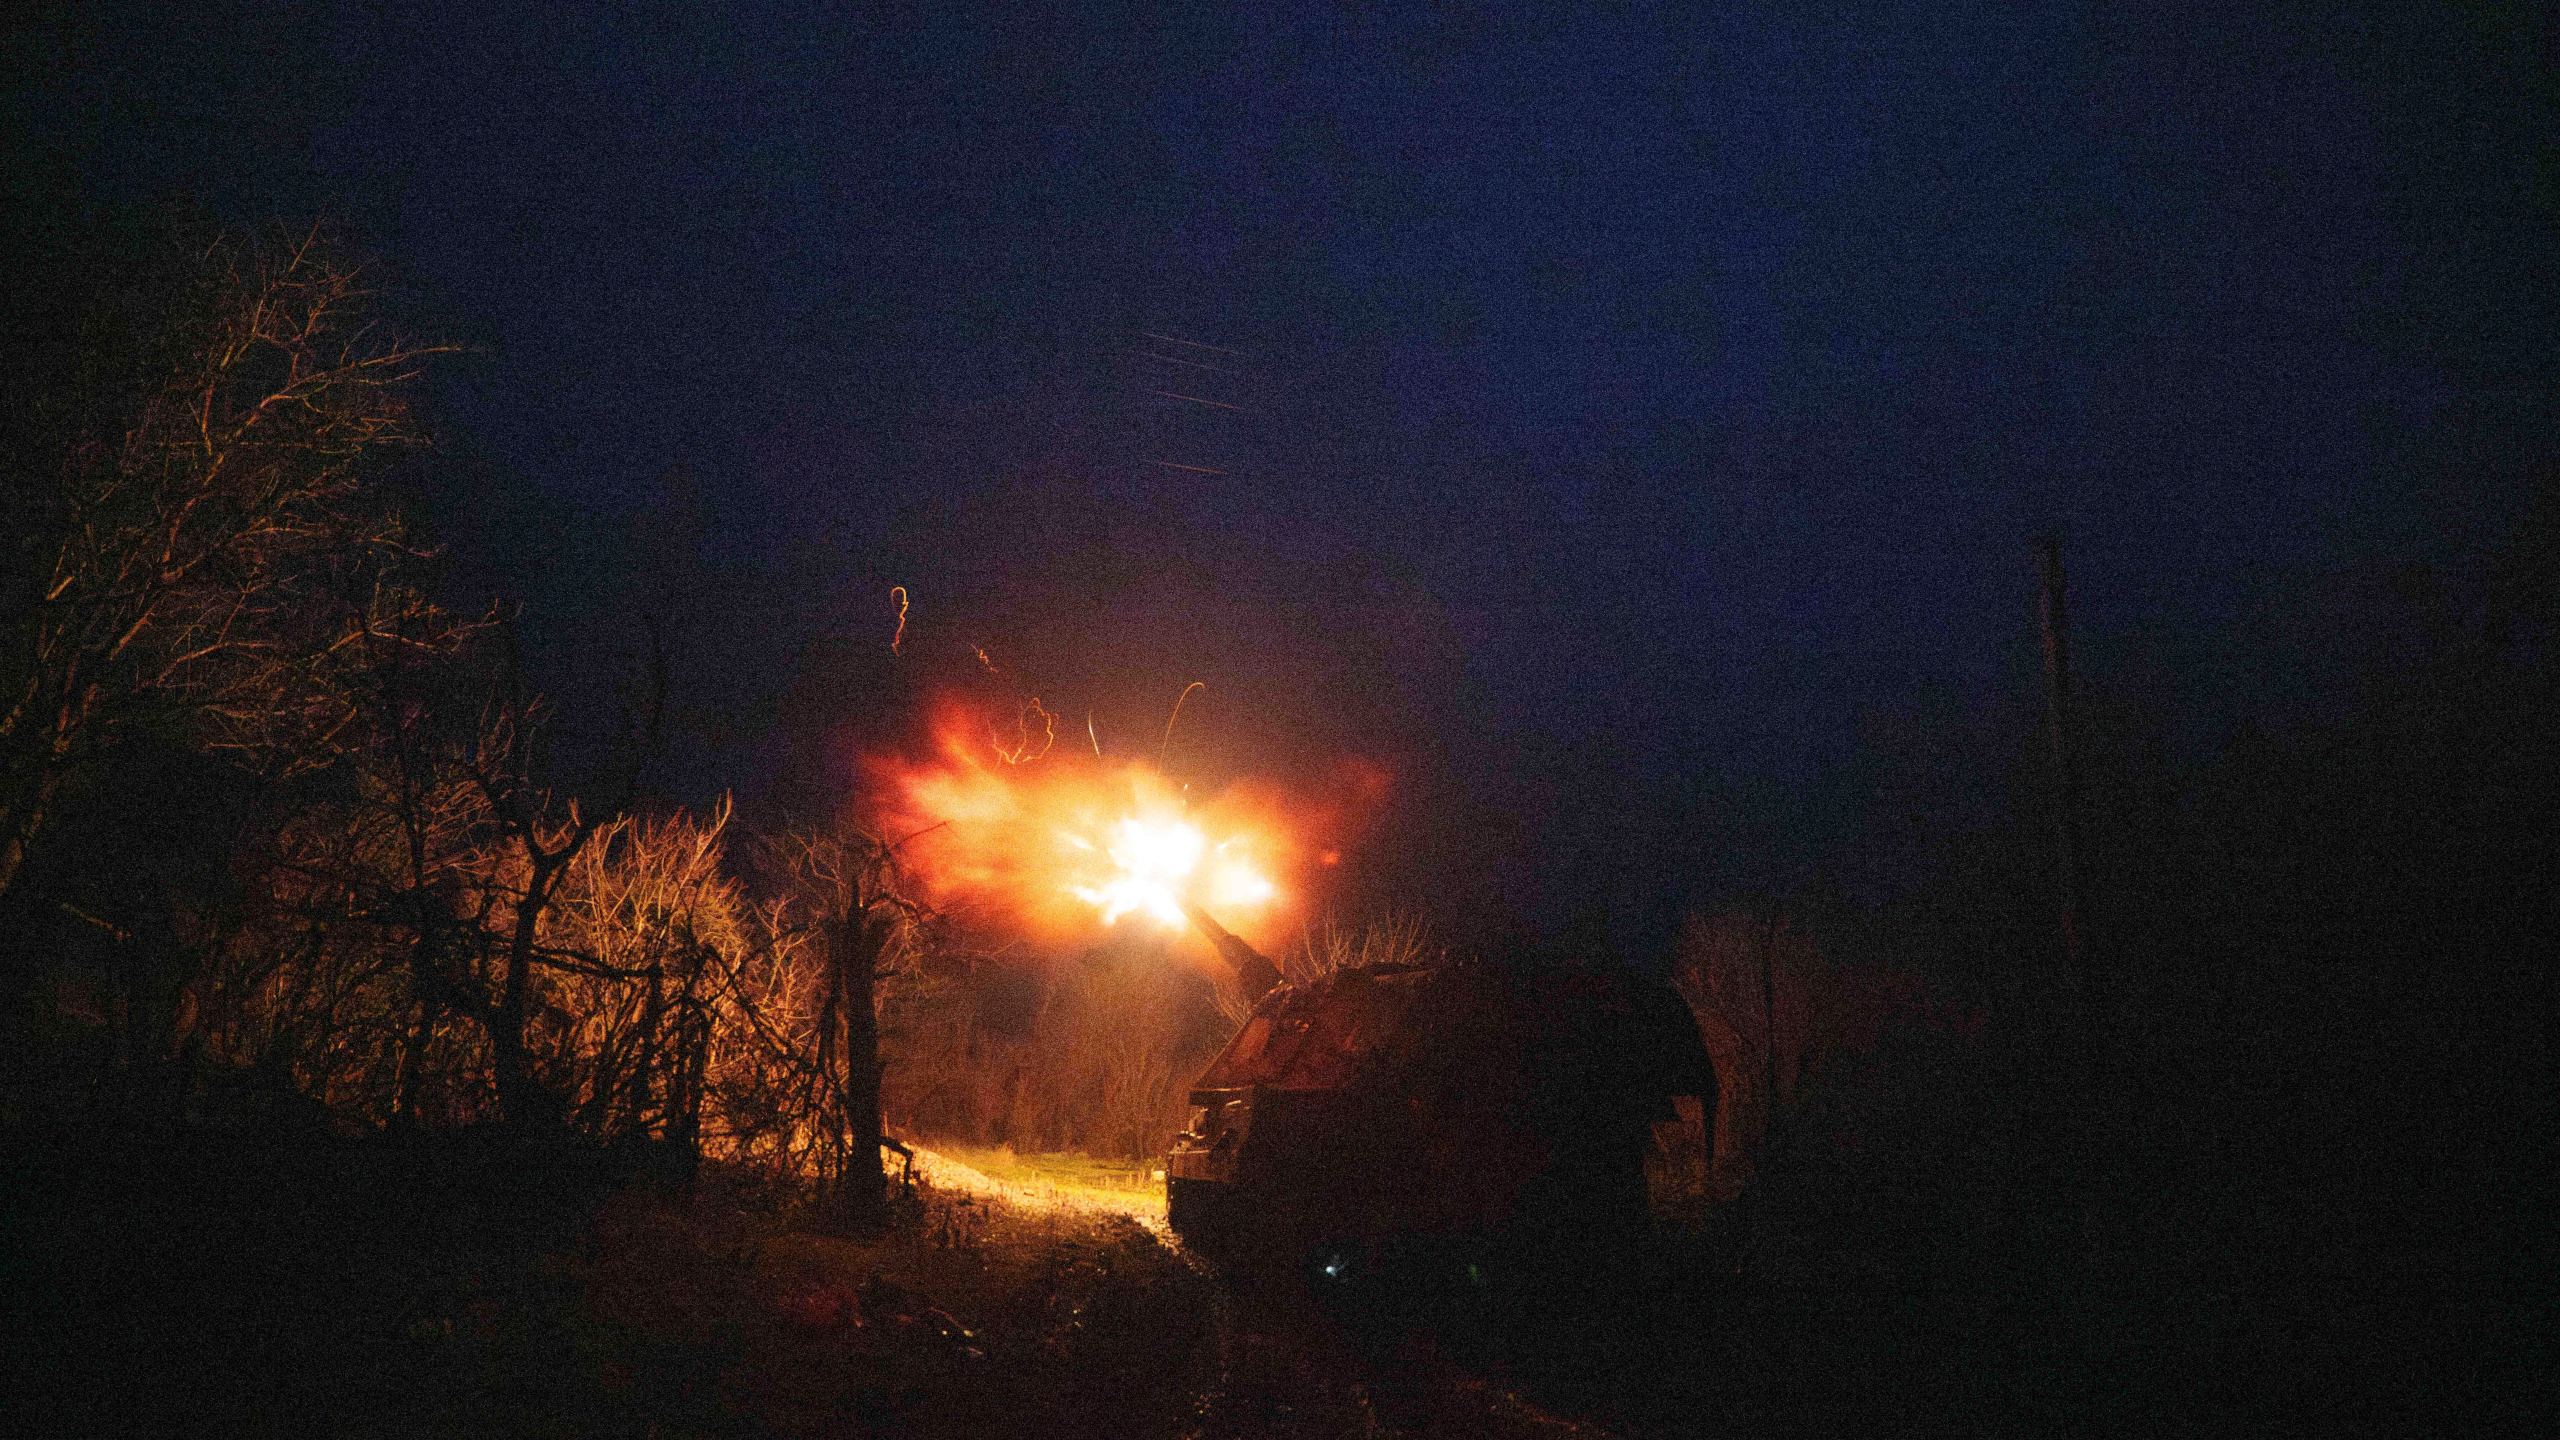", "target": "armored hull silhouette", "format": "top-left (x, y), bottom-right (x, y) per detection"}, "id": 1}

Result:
top-left (1166, 958), bottom-right (1712, 1262)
